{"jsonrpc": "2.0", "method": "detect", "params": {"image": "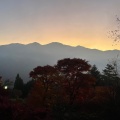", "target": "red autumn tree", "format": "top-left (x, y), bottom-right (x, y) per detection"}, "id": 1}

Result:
top-left (28, 58), bottom-right (96, 108)
top-left (28, 65), bottom-right (61, 108)
top-left (56, 58), bottom-right (96, 104)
